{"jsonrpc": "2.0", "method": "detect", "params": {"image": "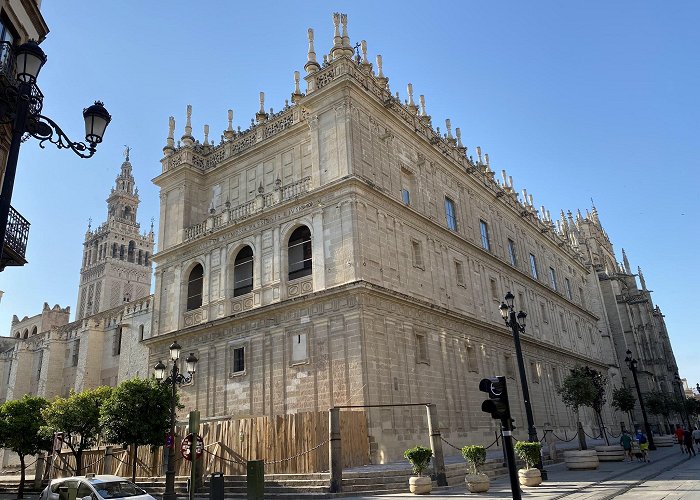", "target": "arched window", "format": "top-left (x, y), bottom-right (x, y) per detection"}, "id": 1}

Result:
top-left (112, 243), bottom-right (118, 258)
top-left (120, 245), bottom-right (125, 260)
top-left (124, 206), bottom-right (132, 220)
top-left (14, 331), bottom-right (20, 338)
top-left (144, 252), bottom-right (150, 266)
top-left (288, 226), bottom-right (312, 281)
top-left (127, 241), bottom-right (136, 263)
top-left (187, 264), bottom-right (204, 311)
top-left (137, 250), bottom-right (142, 265)
top-left (31, 326), bottom-right (37, 336)
top-left (22, 329), bottom-right (28, 339)
top-left (233, 246), bottom-right (254, 296)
